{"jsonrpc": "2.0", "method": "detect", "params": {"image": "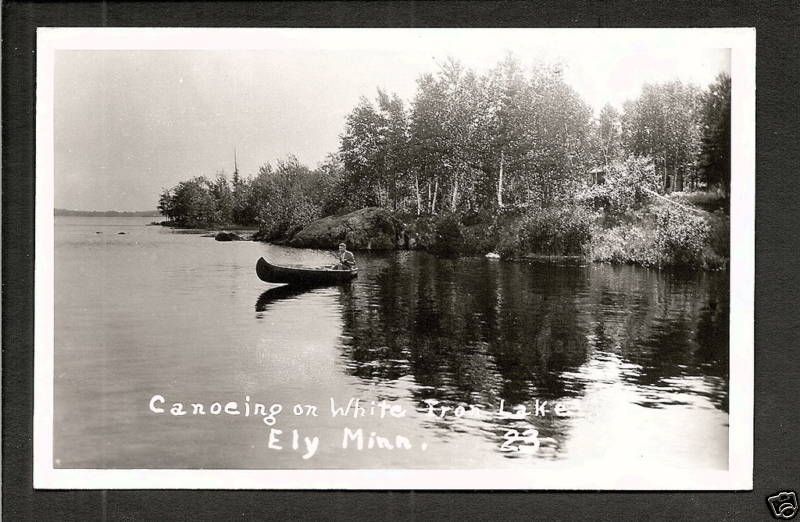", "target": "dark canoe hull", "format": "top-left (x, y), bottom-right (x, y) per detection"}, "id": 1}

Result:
top-left (256, 257), bottom-right (357, 286)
